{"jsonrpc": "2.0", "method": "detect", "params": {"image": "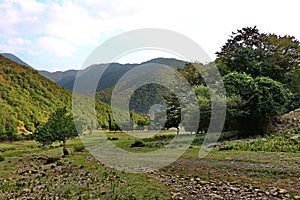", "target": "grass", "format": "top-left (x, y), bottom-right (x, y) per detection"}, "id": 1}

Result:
top-left (0, 130), bottom-right (299, 198)
top-left (0, 137), bottom-right (172, 199)
top-left (223, 132), bottom-right (300, 153)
